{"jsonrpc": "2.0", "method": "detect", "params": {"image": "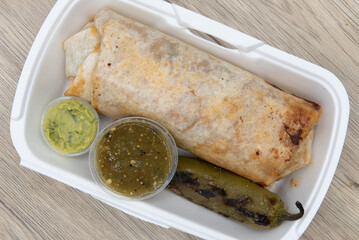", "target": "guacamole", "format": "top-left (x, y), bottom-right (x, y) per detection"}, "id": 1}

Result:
top-left (42, 98), bottom-right (98, 154)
